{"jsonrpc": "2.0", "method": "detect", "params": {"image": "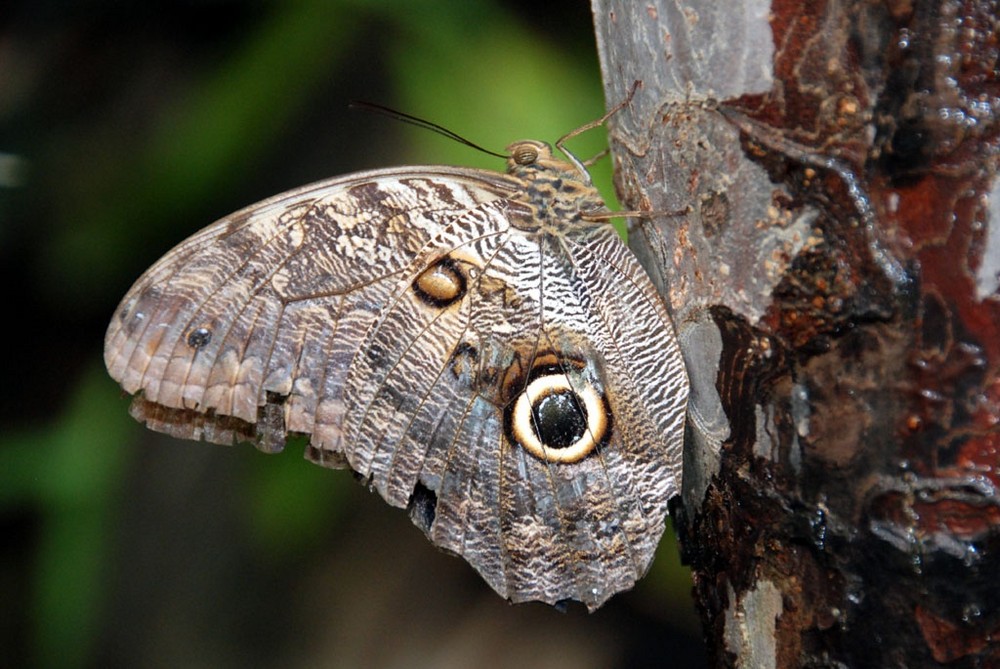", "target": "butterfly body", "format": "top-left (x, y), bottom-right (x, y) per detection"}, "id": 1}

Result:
top-left (105, 138), bottom-right (688, 610)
